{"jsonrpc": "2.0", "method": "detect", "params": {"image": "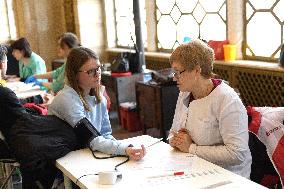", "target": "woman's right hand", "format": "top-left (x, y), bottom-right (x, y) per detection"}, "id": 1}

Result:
top-left (125, 145), bottom-right (146, 161)
top-left (169, 130), bottom-right (180, 148)
top-left (25, 75), bottom-right (36, 83)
